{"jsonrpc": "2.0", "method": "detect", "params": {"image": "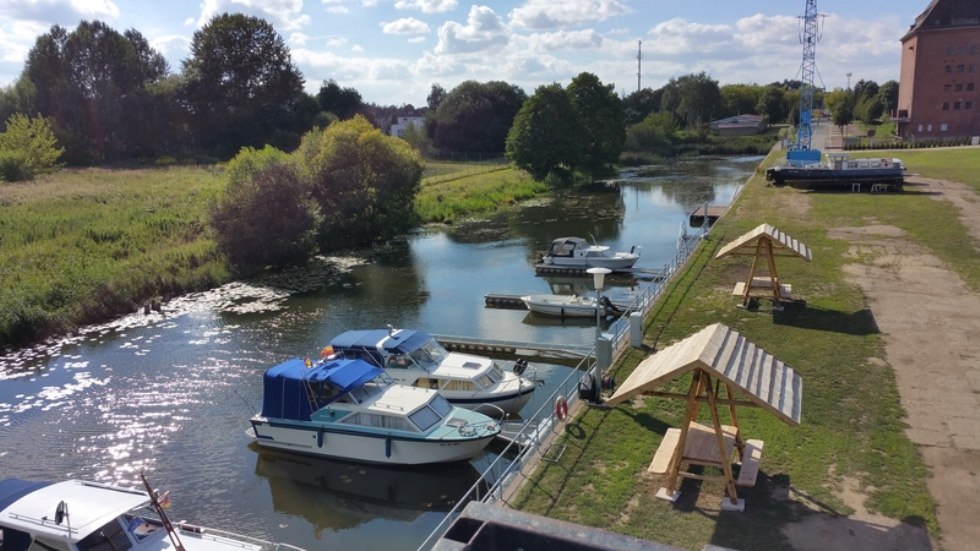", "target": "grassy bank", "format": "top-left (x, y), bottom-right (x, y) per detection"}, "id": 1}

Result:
top-left (1, 161), bottom-right (548, 350)
top-left (0, 167), bottom-right (228, 348)
top-left (416, 164), bottom-right (546, 223)
top-left (509, 147), bottom-right (980, 548)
